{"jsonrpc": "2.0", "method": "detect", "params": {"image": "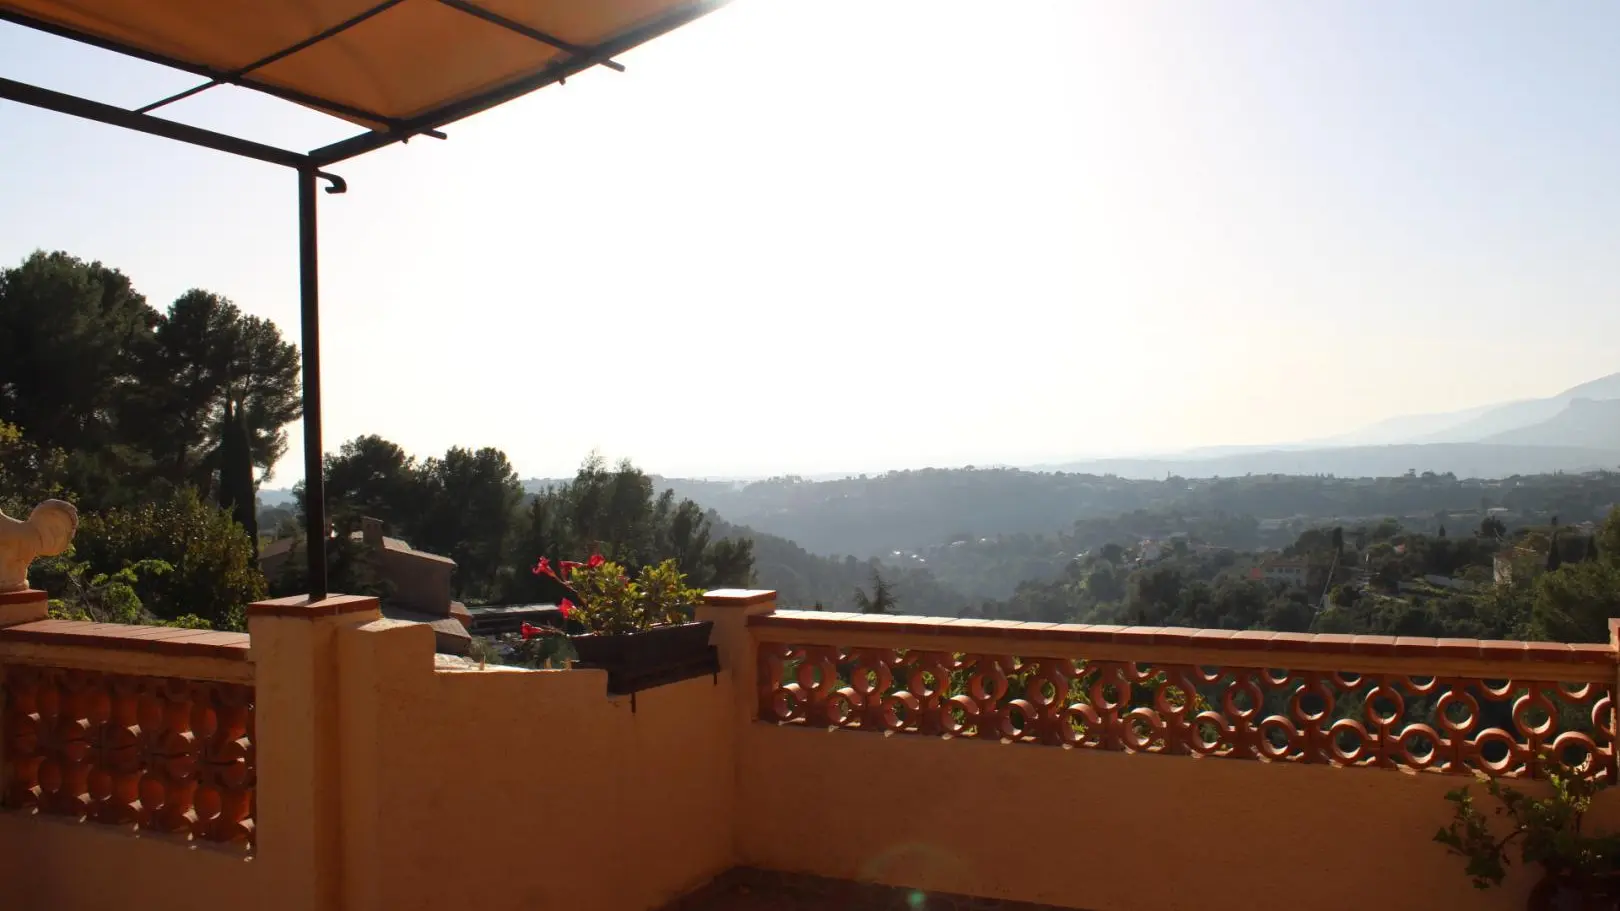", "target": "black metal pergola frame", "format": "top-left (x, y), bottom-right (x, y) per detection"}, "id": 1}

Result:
top-left (0, 1), bottom-right (721, 599)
